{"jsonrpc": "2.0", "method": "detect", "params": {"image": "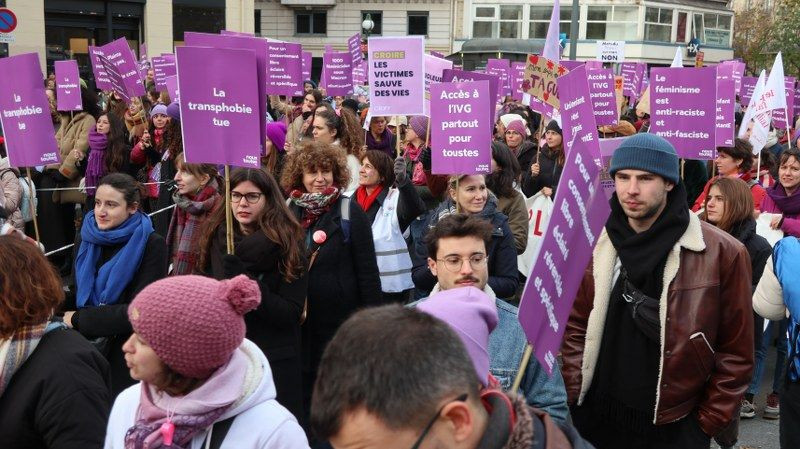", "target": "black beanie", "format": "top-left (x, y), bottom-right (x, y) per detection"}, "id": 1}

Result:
top-left (545, 120), bottom-right (562, 135)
